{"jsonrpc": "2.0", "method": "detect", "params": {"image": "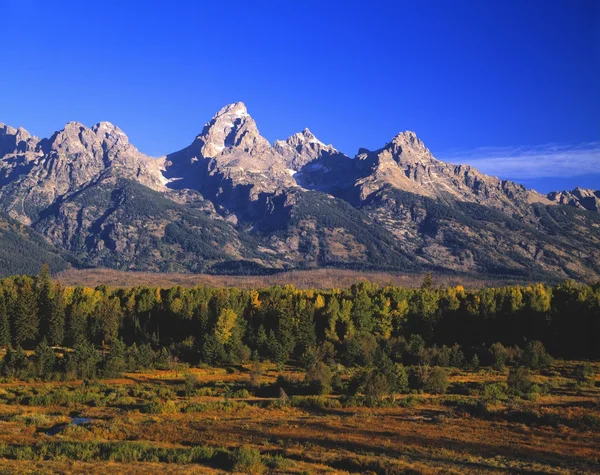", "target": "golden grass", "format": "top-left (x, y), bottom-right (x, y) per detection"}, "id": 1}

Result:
top-left (0, 361), bottom-right (598, 473)
top-left (56, 267), bottom-right (518, 290)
